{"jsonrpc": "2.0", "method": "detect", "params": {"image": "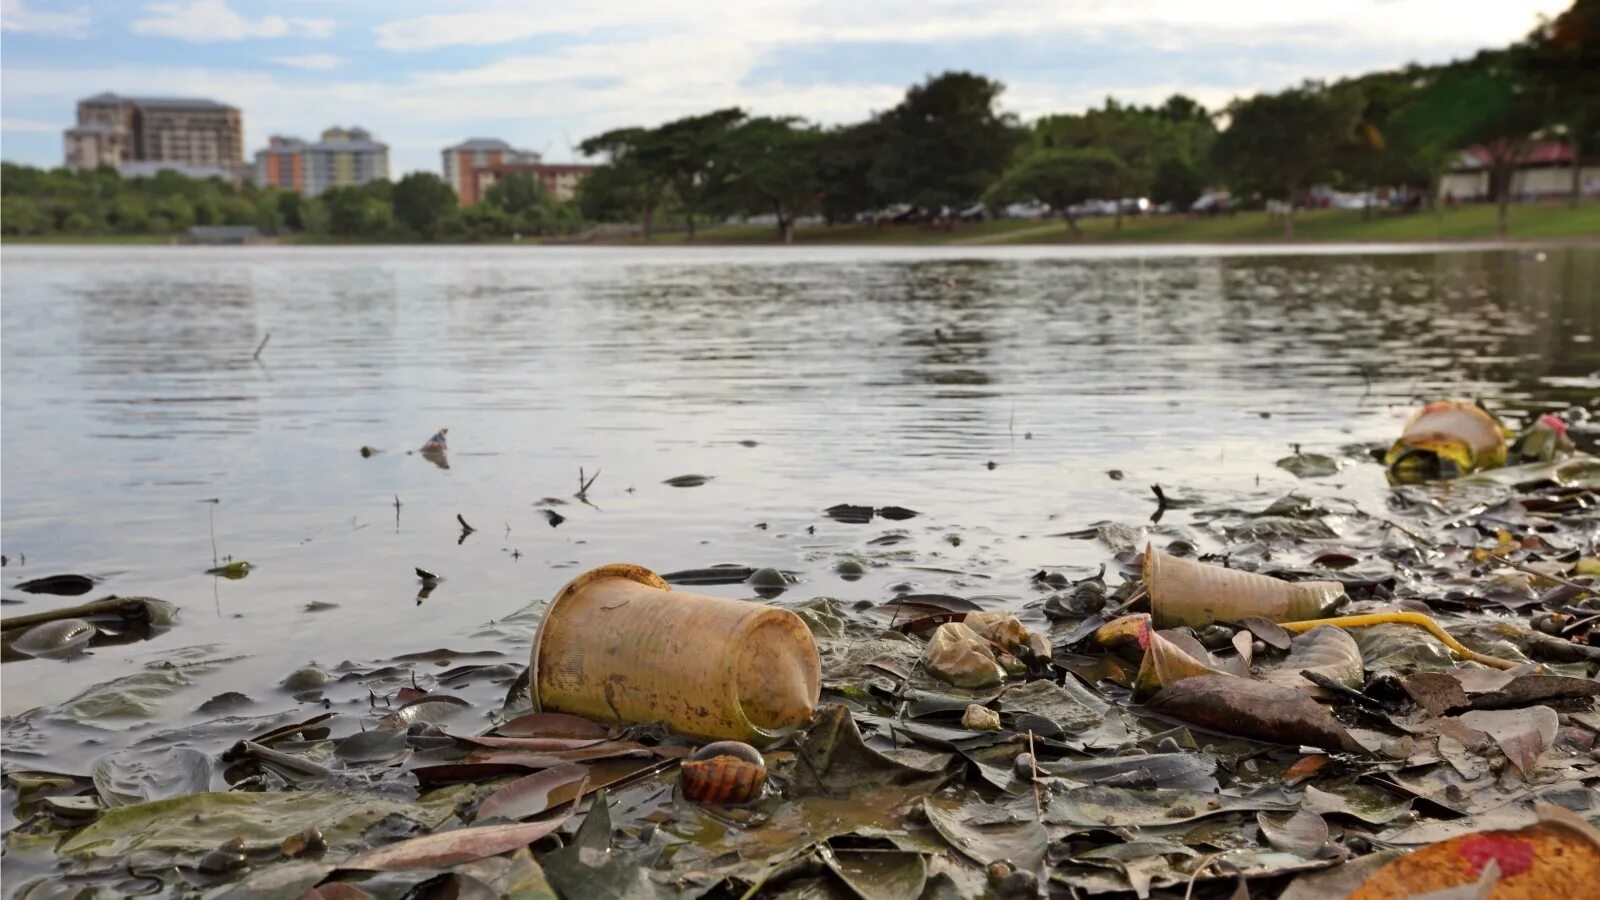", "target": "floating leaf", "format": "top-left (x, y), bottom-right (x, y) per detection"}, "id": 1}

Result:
top-left (376, 695), bottom-right (471, 732)
top-left (1447, 706), bottom-right (1559, 778)
top-left (1302, 783), bottom-right (1412, 825)
top-left (334, 730), bottom-right (409, 764)
top-left (1260, 626), bottom-right (1364, 693)
top-left (476, 764), bottom-right (589, 821)
top-left (92, 746), bottom-right (213, 807)
top-left (16, 574), bottom-right (96, 596)
top-left (205, 561), bottom-right (252, 580)
top-left (660, 566), bottom-right (755, 586)
top-left (1037, 753), bottom-right (1218, 792)
top-left (662, 474), bottom-right (712, 487)
top-left (1277, 453), bottom-right (1341, 478)
top-left (925, 796), bottom-right (1047, 872)
top-left (1143, 674), bottom-right (1365, 753)
top-left (343, 815), bottom-right (573, 871)
top-left (60, 787), bottom-right (467, 856)
top-left (1048, 784), bottom-right (1292, 828)
top-left (1258, 809), bottom-right (1330, 858)
top-left (824, 847), bottom-right (928, 900)
top-left (494, 711), bottom-right (609, 740)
